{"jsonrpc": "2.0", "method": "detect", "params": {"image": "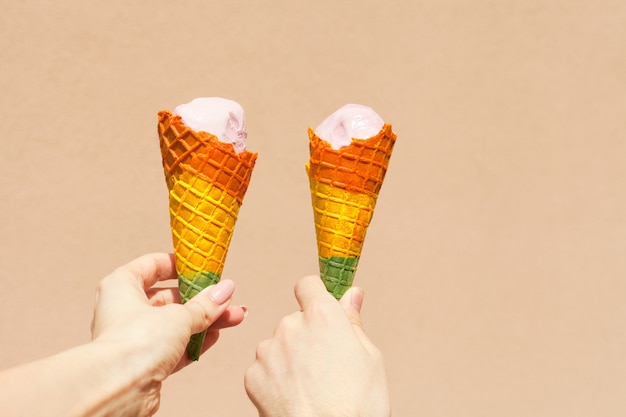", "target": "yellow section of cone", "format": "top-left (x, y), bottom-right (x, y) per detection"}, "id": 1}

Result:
top-left (309, 176), bottom-right (376, 260)
top-left (169, 169), bottom-right (240, 299)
